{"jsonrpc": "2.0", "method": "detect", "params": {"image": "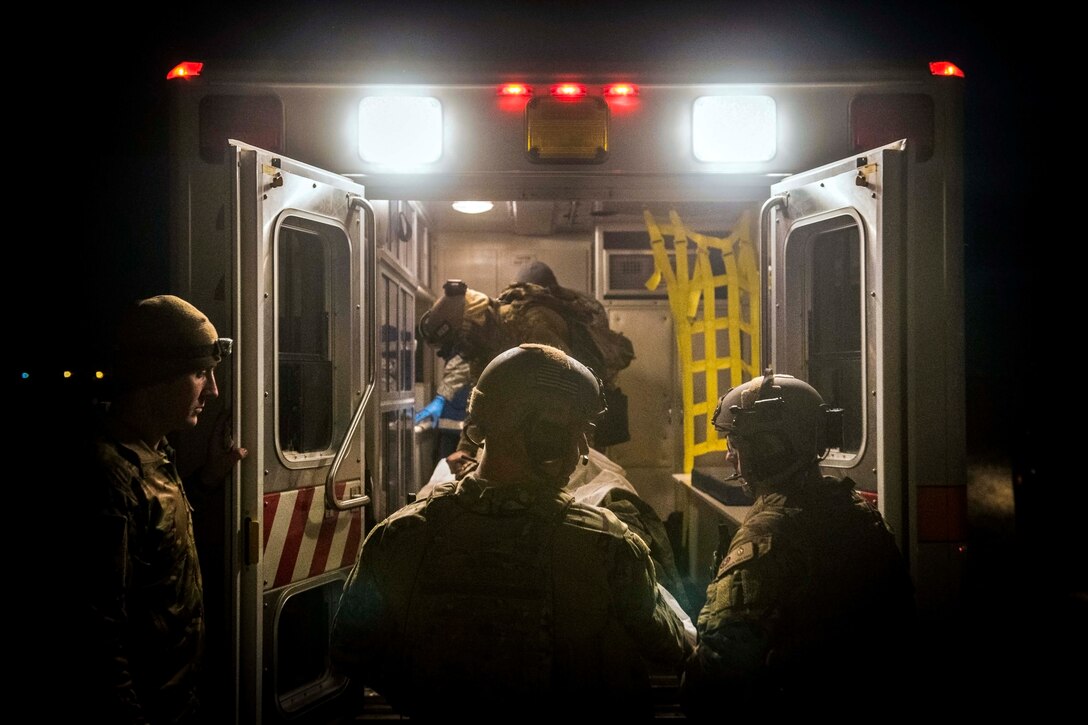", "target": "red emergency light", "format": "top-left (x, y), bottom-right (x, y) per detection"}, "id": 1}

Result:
top-left (602, 83), bottom-right (639, 98)
top-left (498, 83), bottom-right (533, 96)
top-left (166, 61), bottom-right (204, 80)
top-left (550, 83), bottom-right (587, 99)
top-left (928, 61), bottom-right (964, 78)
